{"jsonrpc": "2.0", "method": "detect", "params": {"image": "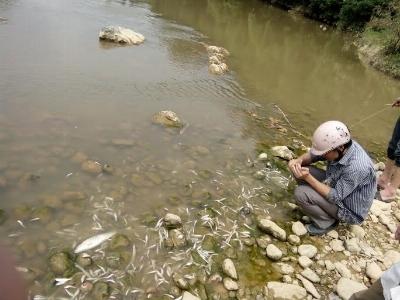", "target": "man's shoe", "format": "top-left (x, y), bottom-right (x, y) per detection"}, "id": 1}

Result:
top-left (306, 221), bottom-right (338, 236)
